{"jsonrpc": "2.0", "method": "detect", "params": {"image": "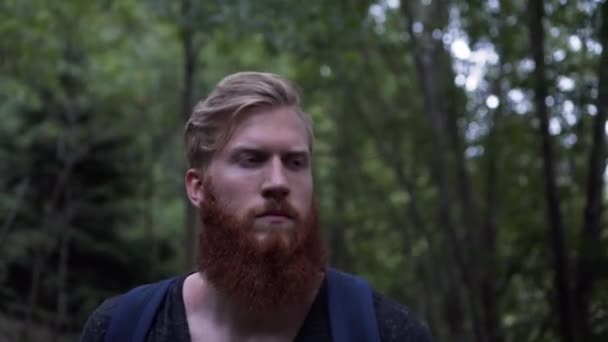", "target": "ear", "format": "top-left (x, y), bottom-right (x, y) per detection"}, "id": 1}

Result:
top-left (185, 168), bottom-right (205, 208)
